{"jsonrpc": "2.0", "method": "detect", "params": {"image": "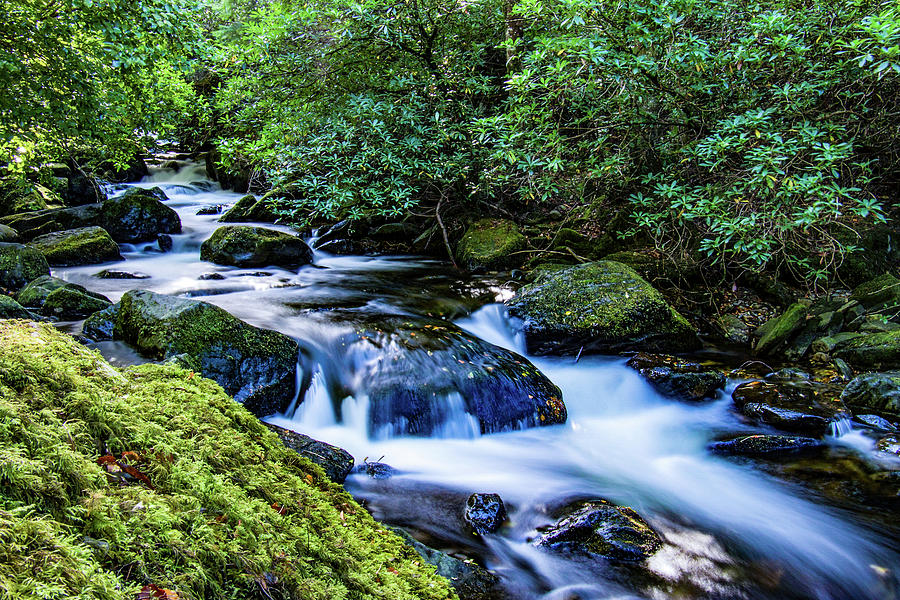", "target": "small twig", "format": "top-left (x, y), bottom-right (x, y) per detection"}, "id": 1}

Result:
top-left (574, 346), bottom-right (584, 363)
top-left (435, 192), bottom-right (458, 268)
